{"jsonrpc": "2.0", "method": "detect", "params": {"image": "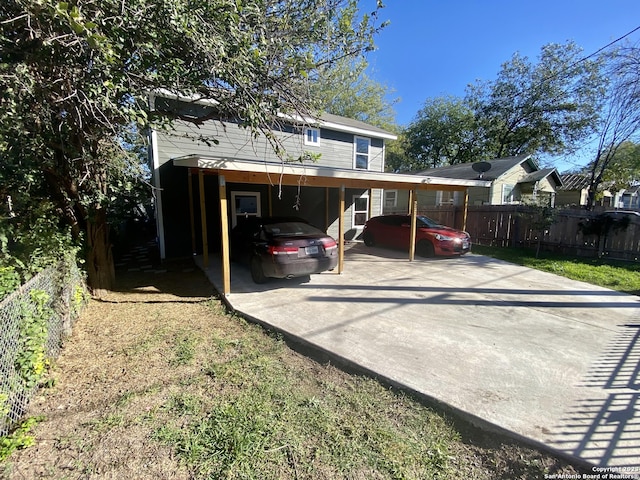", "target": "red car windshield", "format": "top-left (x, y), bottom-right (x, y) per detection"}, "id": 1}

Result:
top-left (416, 216), bottom-right (443, 228)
